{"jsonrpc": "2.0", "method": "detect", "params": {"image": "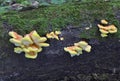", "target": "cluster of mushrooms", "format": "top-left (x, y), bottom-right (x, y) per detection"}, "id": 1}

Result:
top-left (64, 41), bottom-right (91, 57)
top-left (46, 31), bottom-right (64, 40)
top-left (97, 19), bottom-right (117, 37)
top-left (9, 19), bottom-right (118, 59)
top-left (9, 30), bottom-right (49, 59)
